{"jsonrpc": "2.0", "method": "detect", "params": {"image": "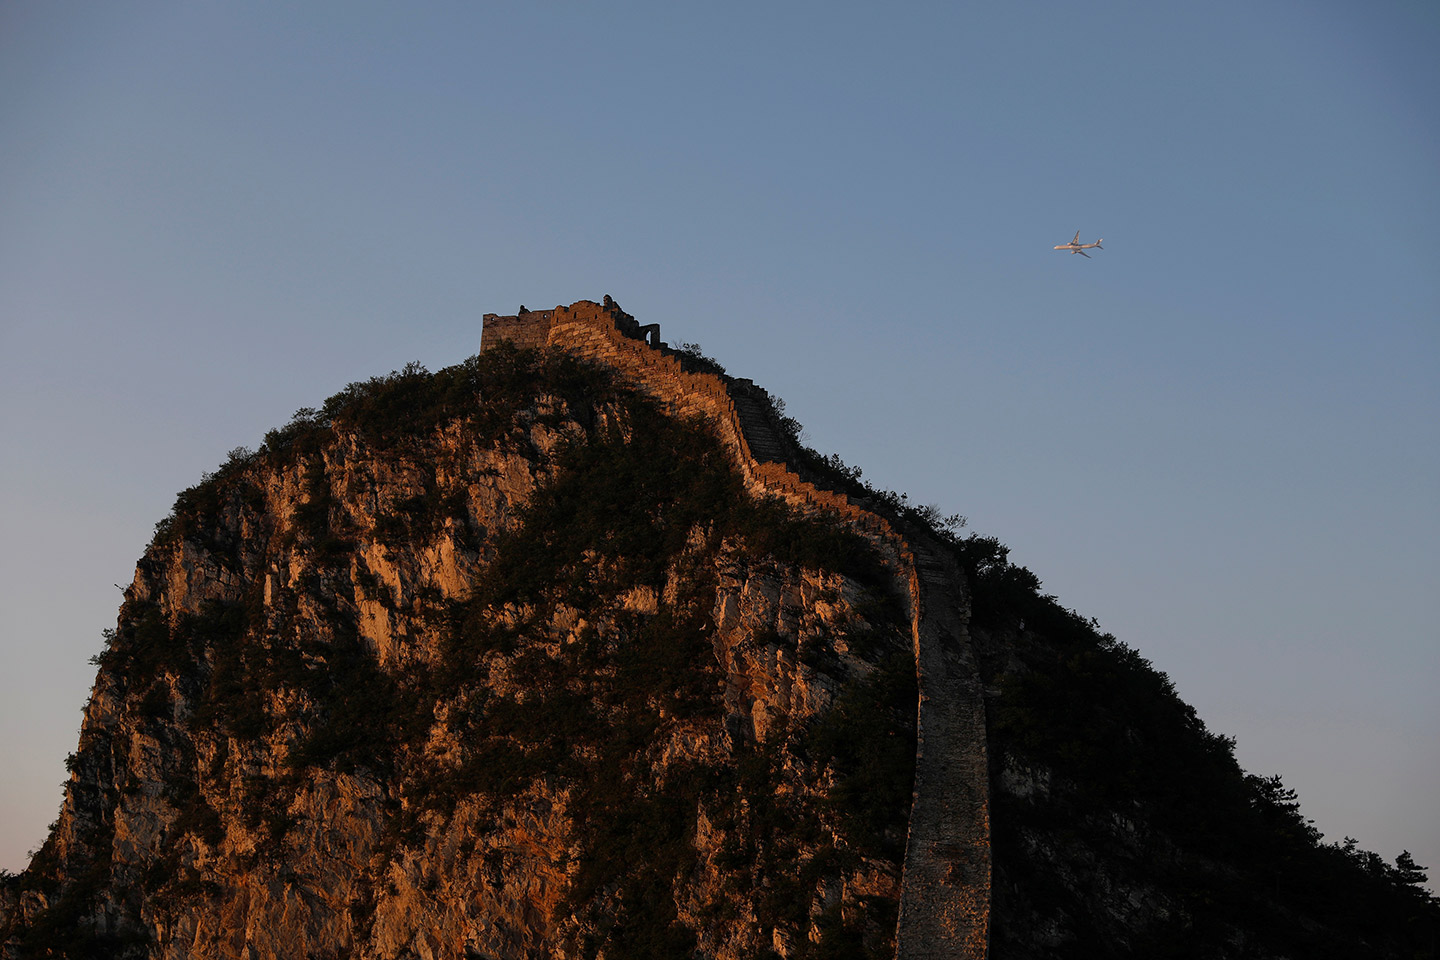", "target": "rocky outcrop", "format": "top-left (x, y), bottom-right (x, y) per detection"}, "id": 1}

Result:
top-left (1, 343), bottom-right (921, 959)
